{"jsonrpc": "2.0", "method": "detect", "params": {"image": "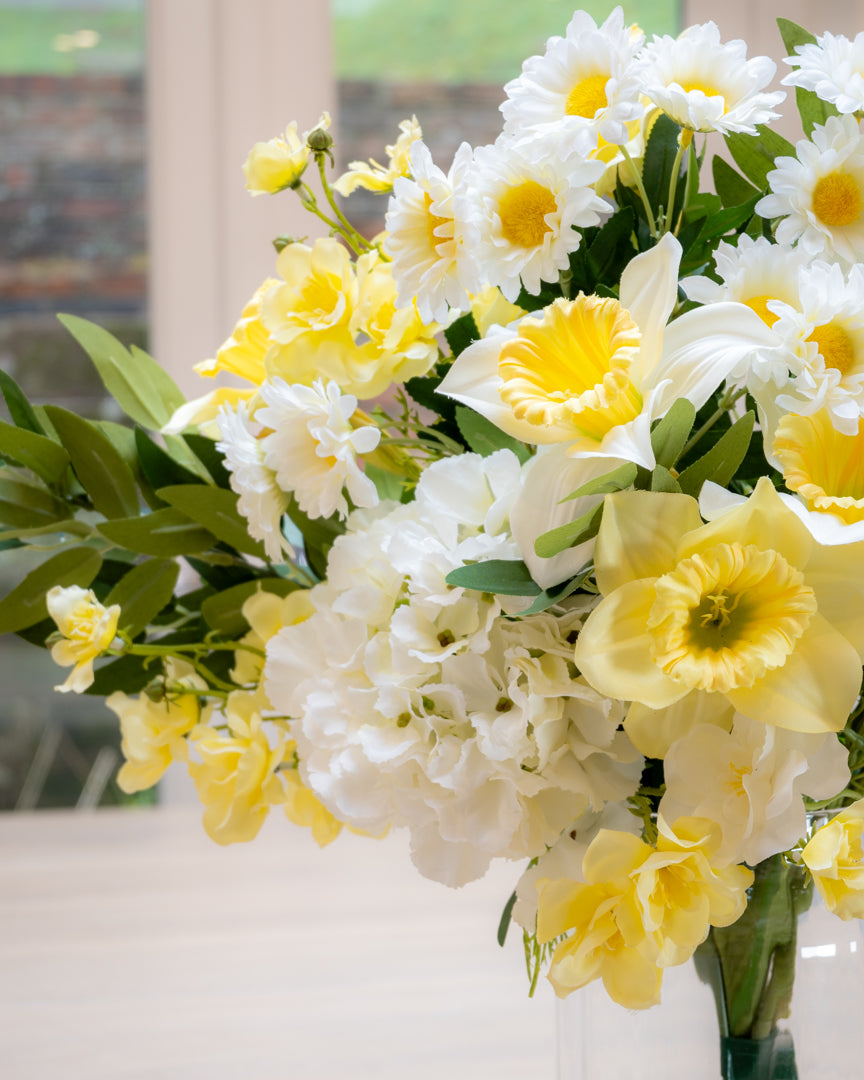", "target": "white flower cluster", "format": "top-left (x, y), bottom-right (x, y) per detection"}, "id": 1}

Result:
top-left (264, 451), bottom-right (641, 886)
